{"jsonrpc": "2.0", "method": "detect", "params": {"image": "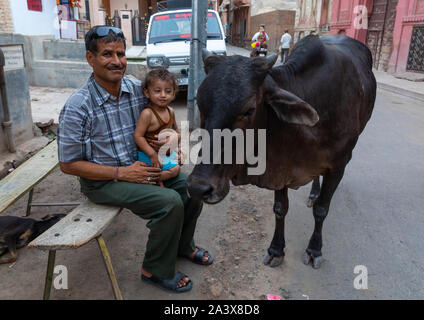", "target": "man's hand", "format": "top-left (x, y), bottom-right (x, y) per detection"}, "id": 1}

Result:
top-left (118, 161), bottom-right (161, 184)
